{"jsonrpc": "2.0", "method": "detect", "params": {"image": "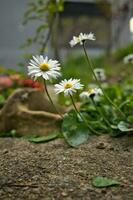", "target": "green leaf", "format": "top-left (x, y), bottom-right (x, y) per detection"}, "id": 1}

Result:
top-left (117, 121), bottom-right (133, 132)
top-left (36, 24), bottom-right (48, 33)
top-left (63, 126), bottom-right (90, 147)
top-left (92, 176), bottom-right (120, 188)
top-left (57, 0), bottom-right (64, 12)
top-left (24, 131), bottom-right (60, 143)
top-left (62, 111), bottom-right (90, 147)
top-left (0, 94), bottom-right (6, 105)
top-left (119, 99), bottom-right (130, 109)
top-left (127, 115), bottom-right (133, 123)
